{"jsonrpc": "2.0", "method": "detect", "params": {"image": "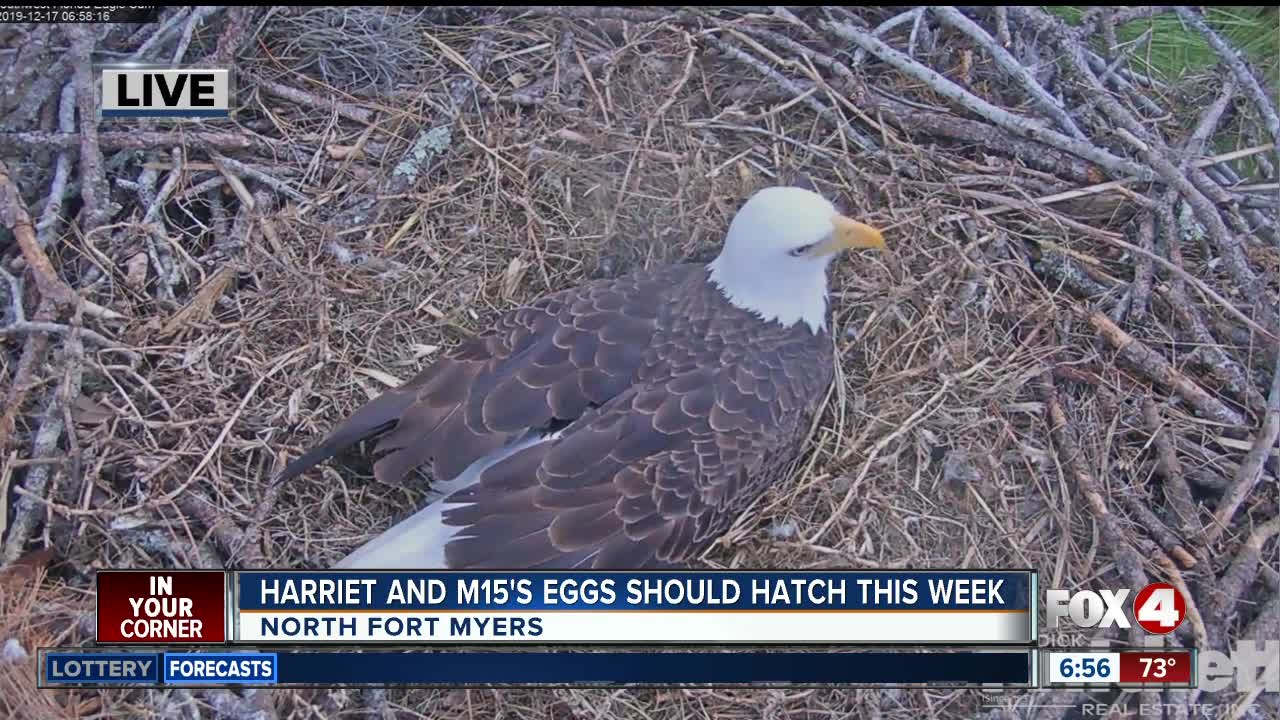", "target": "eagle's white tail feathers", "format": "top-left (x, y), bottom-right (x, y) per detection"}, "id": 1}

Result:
top-left (333, 432), bottom-right (552, 569)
